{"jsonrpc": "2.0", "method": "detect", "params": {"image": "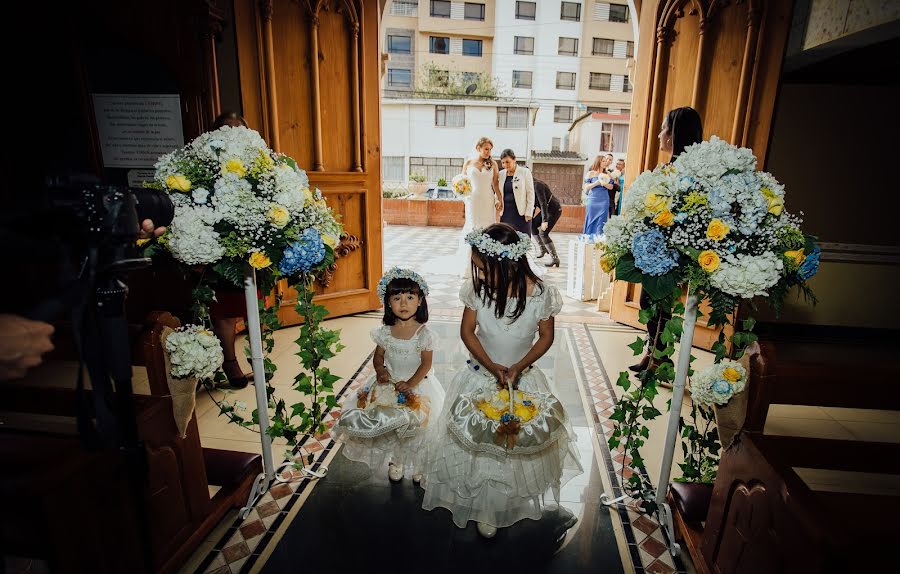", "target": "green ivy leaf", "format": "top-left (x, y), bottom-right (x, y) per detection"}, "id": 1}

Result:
top-left (616, 371), bottom-right (631, 391)
top-left (642, 270), bottom-right (678, 302)
top-left (615, 253), bottom-right (643, 284)
top-left (628, 336), bottom-right (646, 356)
